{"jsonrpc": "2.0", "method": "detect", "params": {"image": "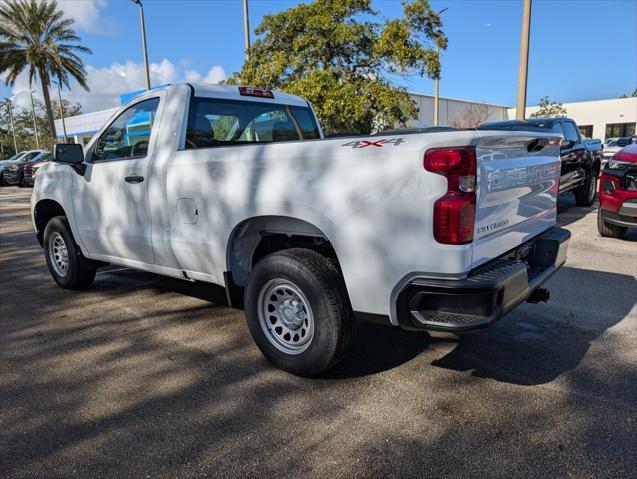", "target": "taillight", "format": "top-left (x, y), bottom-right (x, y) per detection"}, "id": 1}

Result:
top-left (238, 86), bottom-right (274, 98)
top-left (424, 147), bottom-right (477, 245)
